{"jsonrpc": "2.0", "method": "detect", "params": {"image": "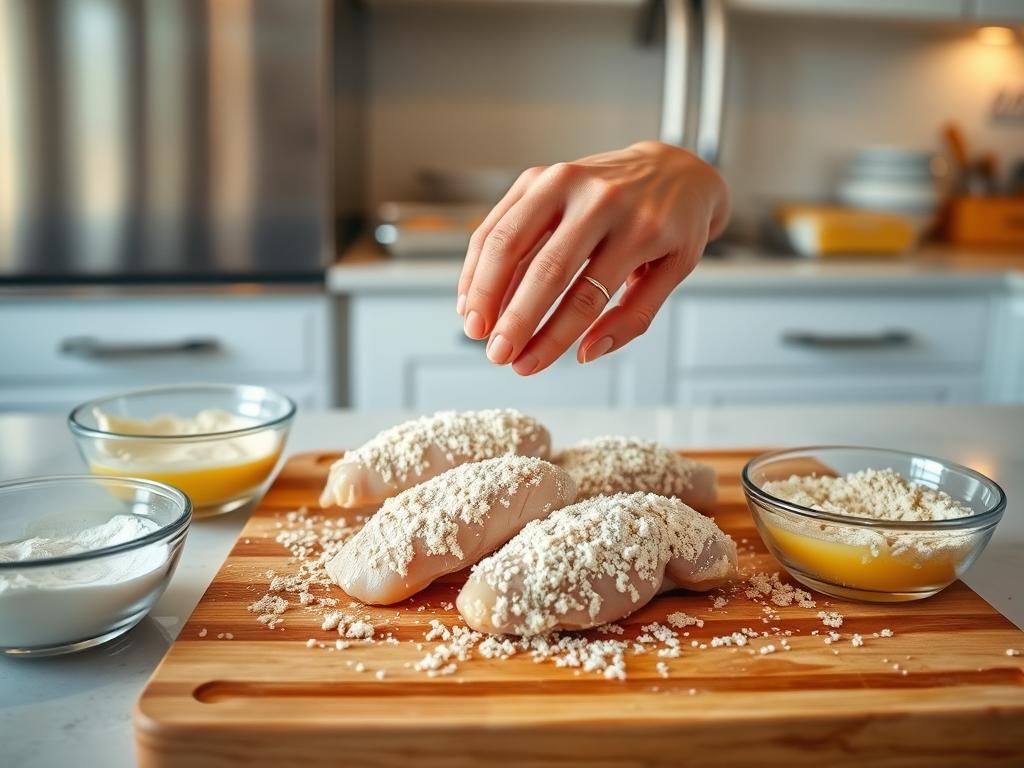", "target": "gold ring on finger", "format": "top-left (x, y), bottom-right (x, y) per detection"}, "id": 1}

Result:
top-left (582, 275), bottom-right (611, 302)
